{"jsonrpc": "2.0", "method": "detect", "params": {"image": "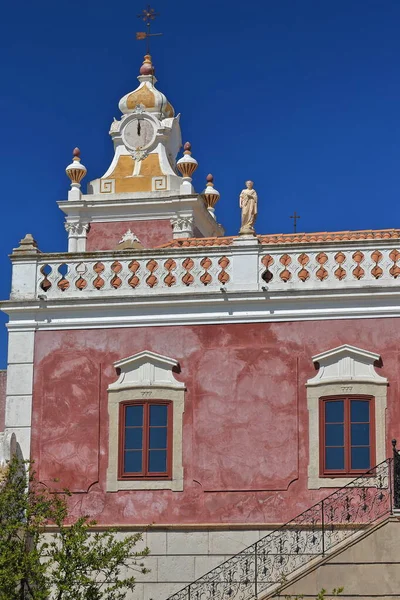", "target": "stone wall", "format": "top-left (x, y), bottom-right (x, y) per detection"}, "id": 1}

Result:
top-left (276, 517), bottom-right (400, 600)
top-left (0, 370), bottom-right (7, 431)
